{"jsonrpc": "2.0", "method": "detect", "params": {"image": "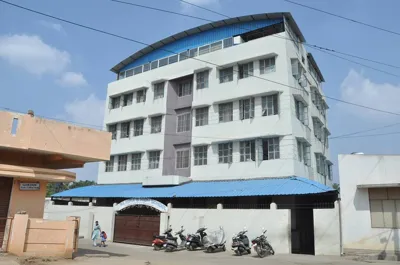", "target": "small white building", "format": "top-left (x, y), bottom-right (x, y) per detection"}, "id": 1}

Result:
top-left (339, 154), bottom-right (400, 258)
